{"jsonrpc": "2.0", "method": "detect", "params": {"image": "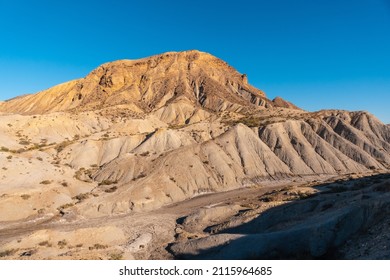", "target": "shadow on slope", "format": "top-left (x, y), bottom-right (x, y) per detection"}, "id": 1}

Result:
top-left (169, 173), bottom-right (390, 260)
